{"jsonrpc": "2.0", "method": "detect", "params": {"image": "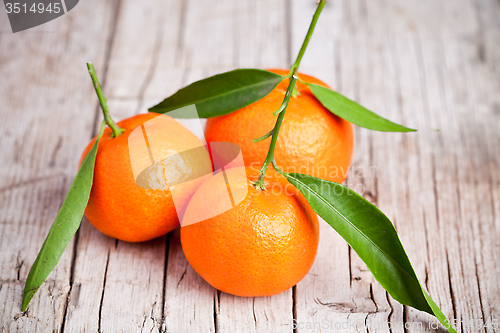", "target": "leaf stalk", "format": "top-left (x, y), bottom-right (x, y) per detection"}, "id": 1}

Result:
top-left (254, 0), bottom-right (326, 189)
top-left (253, 129), bottom-right (274, 143)
top-left (87, 63), bottom-right (124, 138)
